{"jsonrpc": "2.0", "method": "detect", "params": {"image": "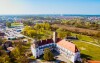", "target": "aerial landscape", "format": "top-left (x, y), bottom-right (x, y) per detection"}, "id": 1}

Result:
top-left (0, 0), bottom-right (100, 63)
